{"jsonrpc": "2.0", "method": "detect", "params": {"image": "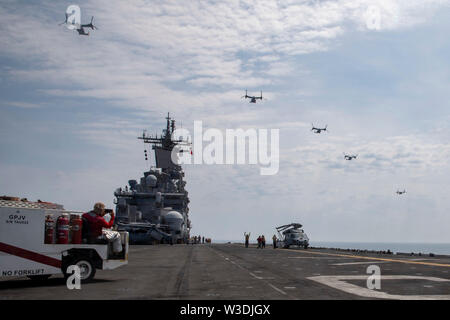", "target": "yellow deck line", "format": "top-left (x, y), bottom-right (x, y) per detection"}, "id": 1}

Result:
top-left (284, 248), bottom-right (450, 267)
